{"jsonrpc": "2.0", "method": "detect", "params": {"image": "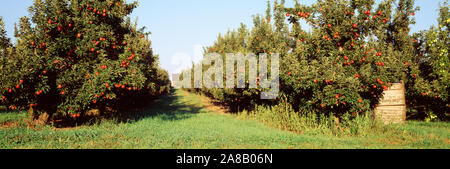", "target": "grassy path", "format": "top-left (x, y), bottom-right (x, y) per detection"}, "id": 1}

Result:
top-left (1, 89), bottom-right (449, 149)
